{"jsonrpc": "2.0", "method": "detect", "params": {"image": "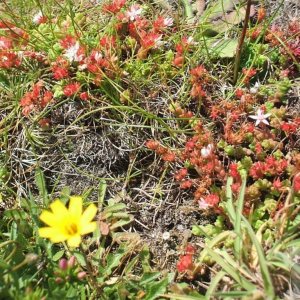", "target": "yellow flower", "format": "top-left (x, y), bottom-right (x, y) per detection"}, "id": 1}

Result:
top-left (39, 196), bottom-right (97, 247)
